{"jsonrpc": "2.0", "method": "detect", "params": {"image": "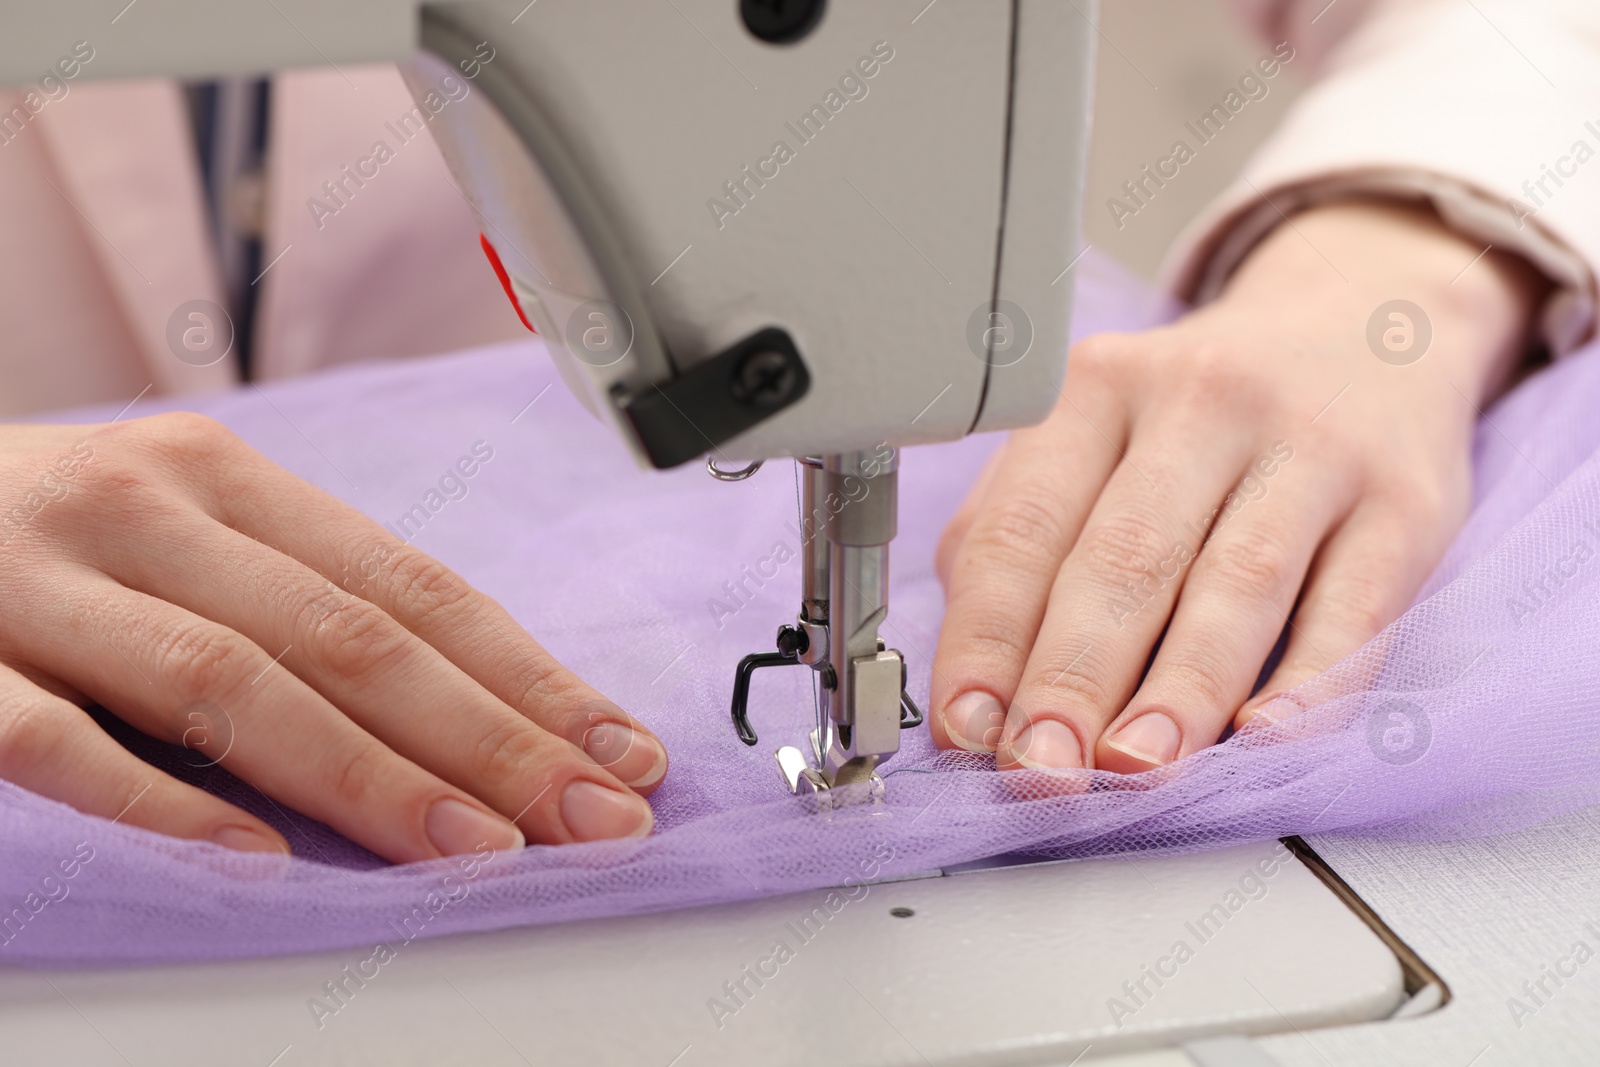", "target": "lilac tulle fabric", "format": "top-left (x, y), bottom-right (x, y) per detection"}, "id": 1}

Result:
top-left (5, 252), bottom-right (1599, 965)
